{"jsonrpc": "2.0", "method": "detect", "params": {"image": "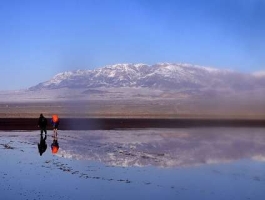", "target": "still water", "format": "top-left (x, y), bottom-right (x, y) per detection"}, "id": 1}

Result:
top-left (1, 128), bottom-right (265, 200)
